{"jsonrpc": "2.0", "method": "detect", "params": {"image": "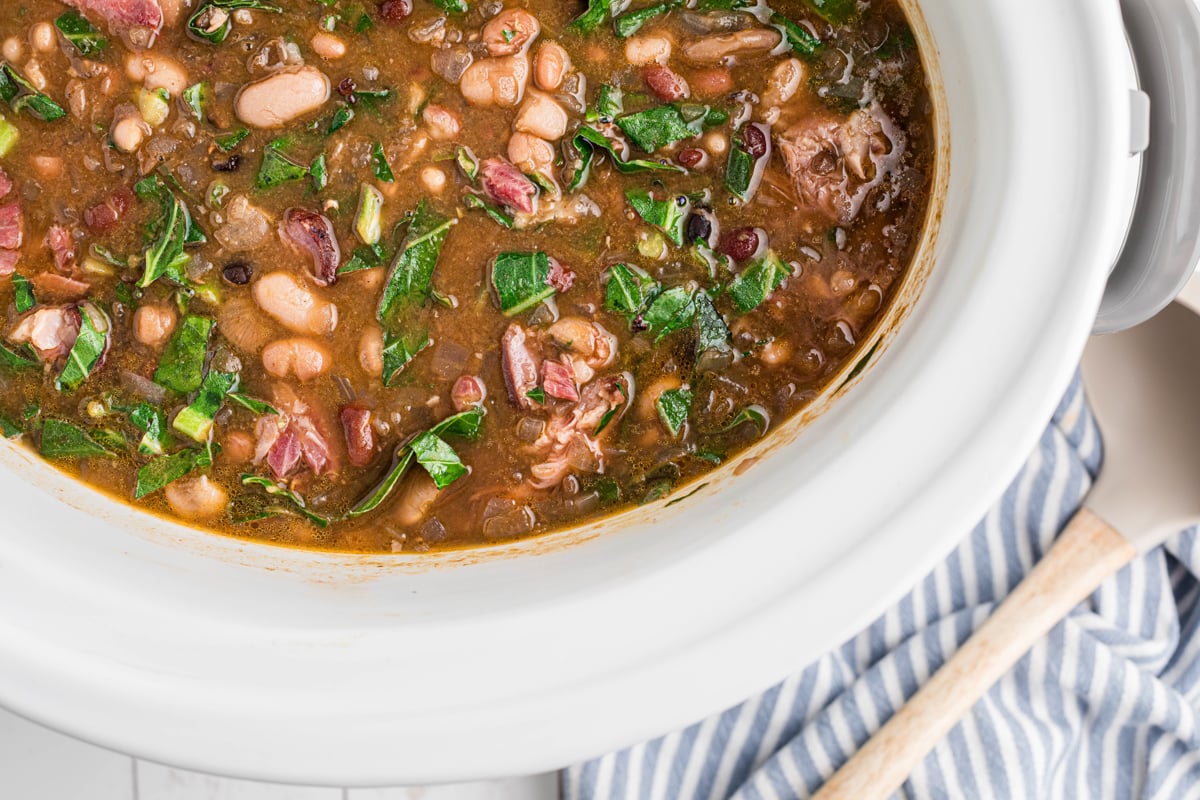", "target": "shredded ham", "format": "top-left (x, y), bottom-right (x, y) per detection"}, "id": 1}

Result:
top-left (480, 158), bottom-right (538, 214)
top-left (0, 203), bottom-right (23, 251)
top-left (61, 0), bottom-right (163, 34)
top-left (253, 396), bottom-right (338, 479)
top-left (0, 168), bottom-right (12, 201)
top-left (541, 359), bottom-right (579, 402)
top-left (9, 306), bottom-right (82, 362)
top-left (501, 323), bottom-right (540, 410)
top-left (0, 250), bottom-right (17, 278)
top-left (44, 226), bottom-right (76, 273)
